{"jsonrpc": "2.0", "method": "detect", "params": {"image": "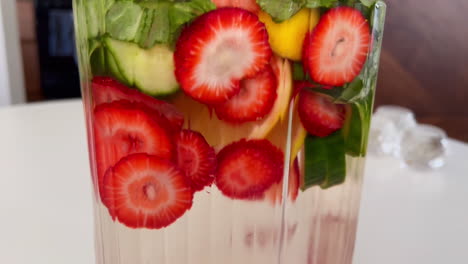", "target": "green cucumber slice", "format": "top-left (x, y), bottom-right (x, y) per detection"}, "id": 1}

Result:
top-left (89, 38), bottom-right (127, 83)
top-left (90, 45), bottom-right (106, 76)
top-left (106, 48), bottom-right (129, 85)
top-left (104, 37), bottom-right (138, 85)
top-left (133, 44), bottom-right (179, 97)
top-left (104, 37), bottom-right (179, 96)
